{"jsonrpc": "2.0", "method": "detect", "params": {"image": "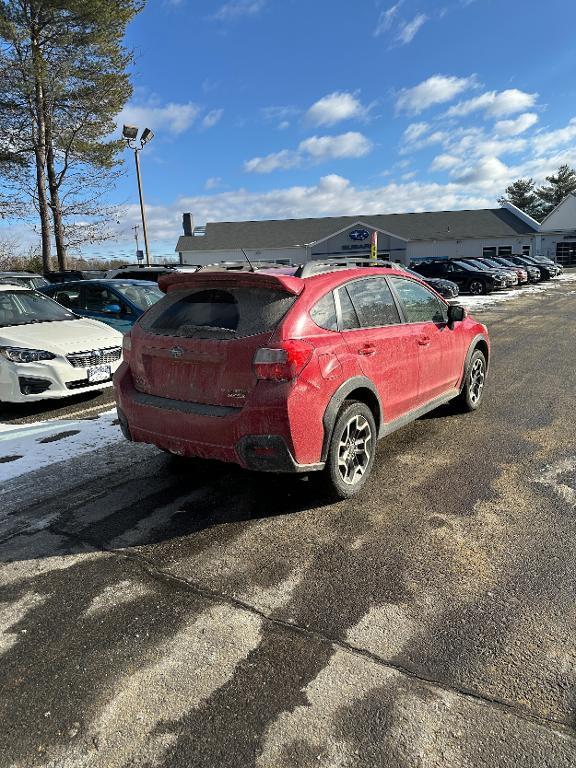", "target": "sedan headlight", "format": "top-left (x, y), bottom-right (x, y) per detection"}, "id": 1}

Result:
top-left (0, 347), bottom-right (56, 363)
